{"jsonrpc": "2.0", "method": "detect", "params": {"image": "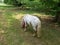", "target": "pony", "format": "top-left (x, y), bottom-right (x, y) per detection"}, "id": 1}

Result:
top-left (21, 14), bottom-right (41, 37)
